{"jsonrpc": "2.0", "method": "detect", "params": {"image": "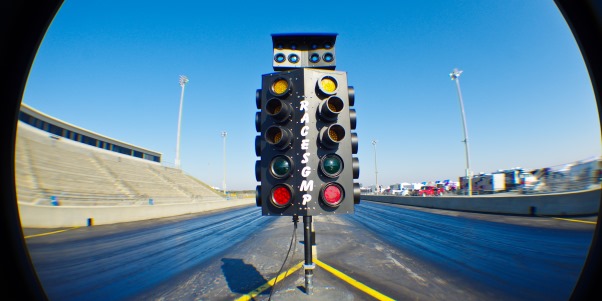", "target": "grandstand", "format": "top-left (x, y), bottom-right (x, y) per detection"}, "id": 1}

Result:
top-left (15, 120), bottom-right (225, 207)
